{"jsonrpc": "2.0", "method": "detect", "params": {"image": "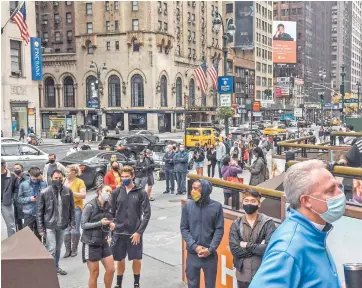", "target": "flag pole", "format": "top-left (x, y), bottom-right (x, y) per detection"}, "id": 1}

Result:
top-left (1, 1), bottom-right (25, 34)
